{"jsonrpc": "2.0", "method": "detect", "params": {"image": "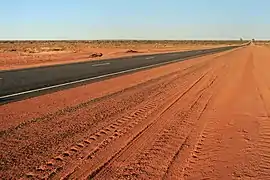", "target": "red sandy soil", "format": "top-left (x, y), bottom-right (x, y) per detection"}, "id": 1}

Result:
top-left (1, 45), bottom-right (270, 179)
top-left (0, 45), bottom-right (224, 70)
